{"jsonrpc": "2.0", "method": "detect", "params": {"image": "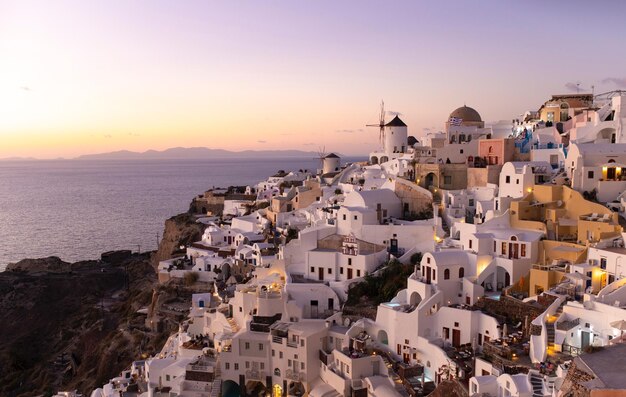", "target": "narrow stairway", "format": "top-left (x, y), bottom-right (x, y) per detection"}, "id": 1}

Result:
top-left (529, 372), bottom-right (545, 397)
top-left (226, 317), bottom-right (239, 333)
